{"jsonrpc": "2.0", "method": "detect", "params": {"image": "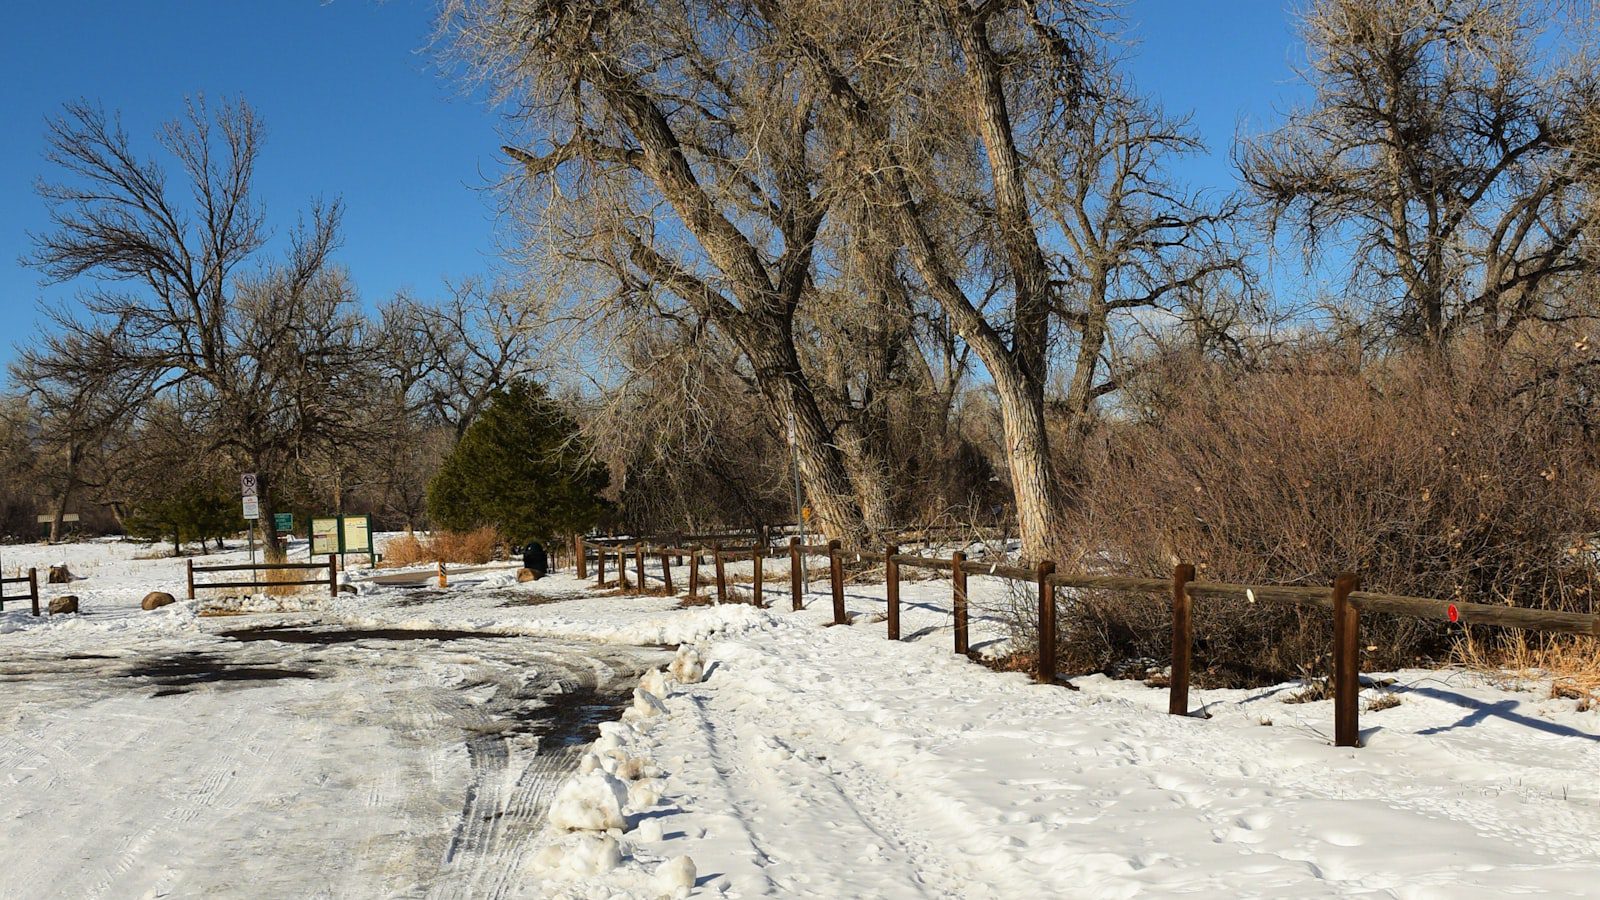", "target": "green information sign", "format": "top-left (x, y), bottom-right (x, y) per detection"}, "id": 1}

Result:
top-left (274, 512), bottom-right (294, 534)
top-left (310, 514), bottom-right (376, 564)
top-left (311, 517), bottom-right (341, 556)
